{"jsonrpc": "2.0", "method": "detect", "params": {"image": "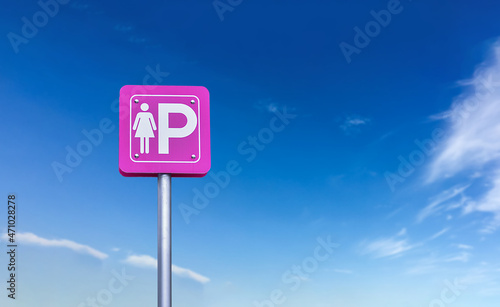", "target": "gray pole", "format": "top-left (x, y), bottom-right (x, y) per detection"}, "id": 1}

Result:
top-left (158, 174), bottom-right (172, 307)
